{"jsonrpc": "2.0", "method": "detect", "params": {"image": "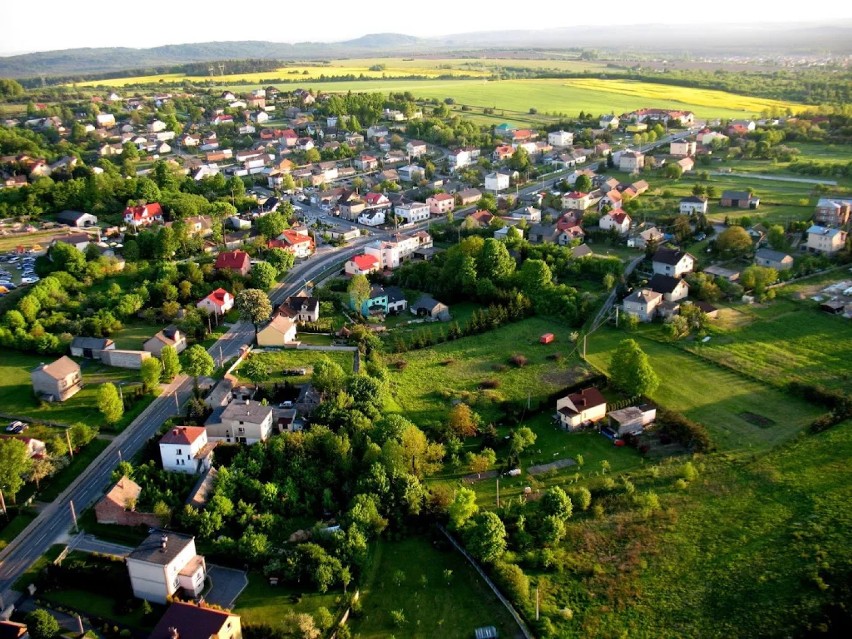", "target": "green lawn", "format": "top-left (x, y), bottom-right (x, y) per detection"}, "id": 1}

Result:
top-left (234, 572), bottom-right (343, 626)
top-left (349, 536), bottom-right (520, 639)
top-left (383, 301), bottom-right (482, 344)
top-left (390, 318), bottom-right (595, 424)
top-left (41, 588), bottom-right (158, 631)
top-left (585, 327), bottom-right (823, 452)
top-left (236, 349), bottom-right (356, 384)
top-left (37, 438), bottom-right (110, 502)
top-left (109, 322), bottom-right (163, 350)
top-left (13, 543), bottom-right (65, 590)
top-left (0, 508), bottom-right (37, 551)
